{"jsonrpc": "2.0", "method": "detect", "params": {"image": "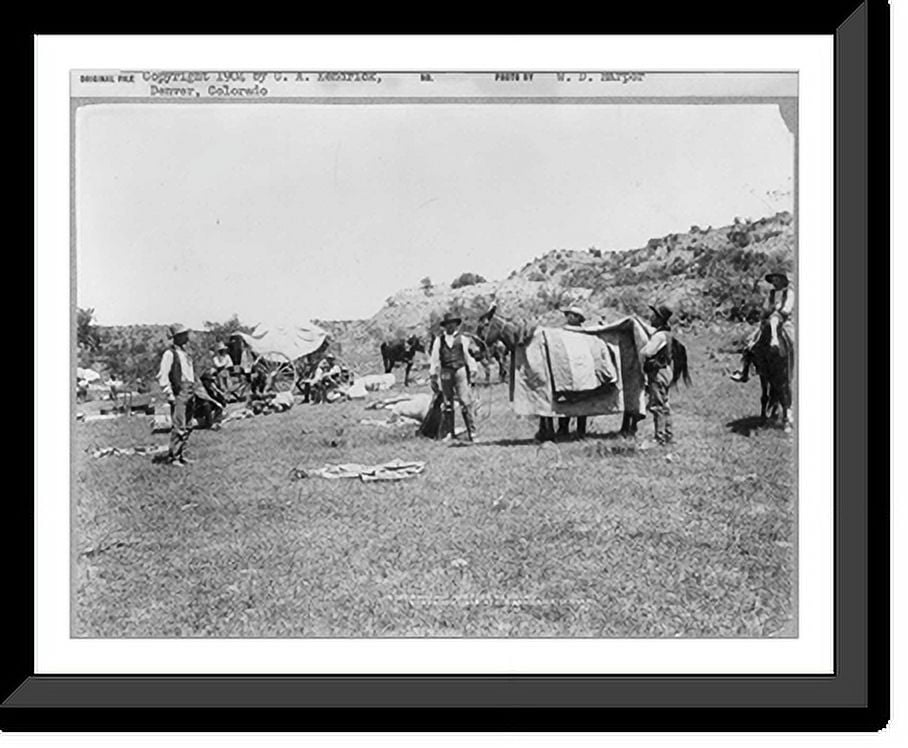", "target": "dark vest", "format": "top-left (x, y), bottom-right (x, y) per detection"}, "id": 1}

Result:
top-left (168, 346), bottom-right (192, 396)
top-left (439, 335), bottom-right (466, 370)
